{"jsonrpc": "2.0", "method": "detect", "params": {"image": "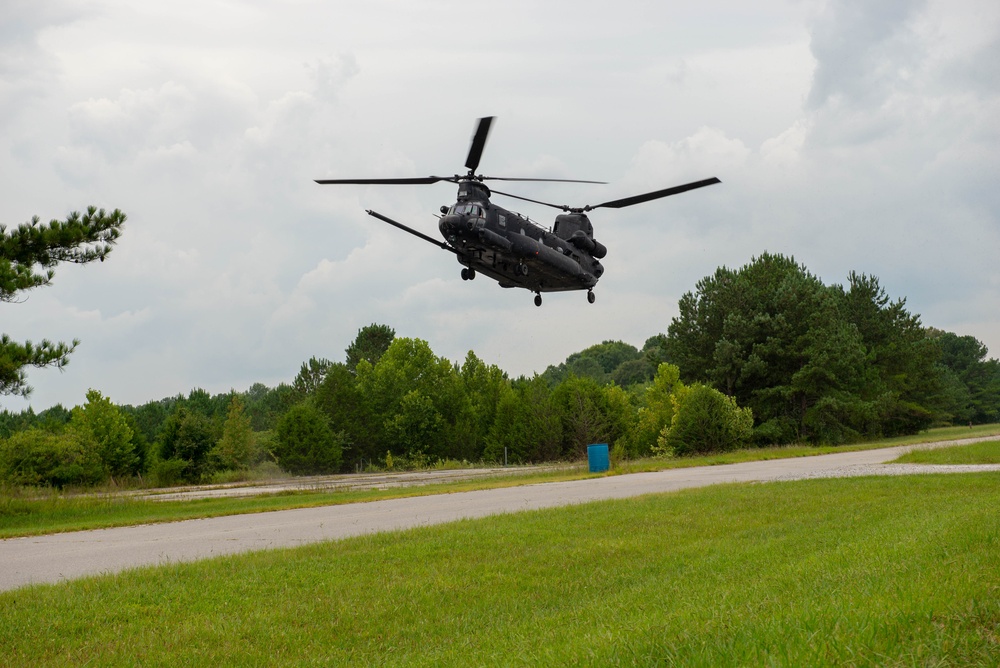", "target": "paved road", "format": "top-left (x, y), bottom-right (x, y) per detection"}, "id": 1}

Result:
top-left (2, 437), bottom-right (998, 592)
